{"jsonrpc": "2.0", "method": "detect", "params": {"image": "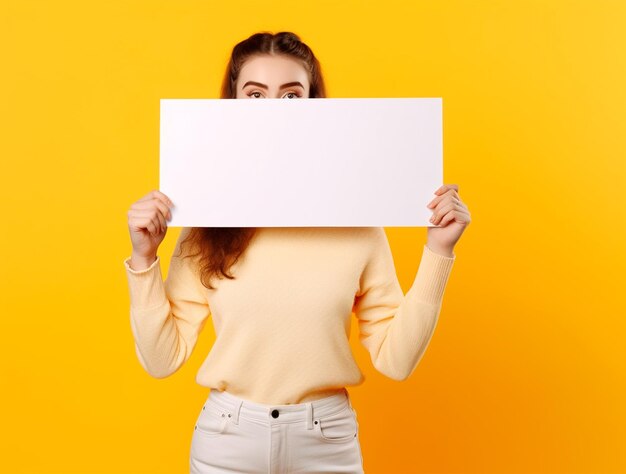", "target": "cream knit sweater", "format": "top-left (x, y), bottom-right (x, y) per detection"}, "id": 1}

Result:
top-left (124, 226), bottom-right (455, 404)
